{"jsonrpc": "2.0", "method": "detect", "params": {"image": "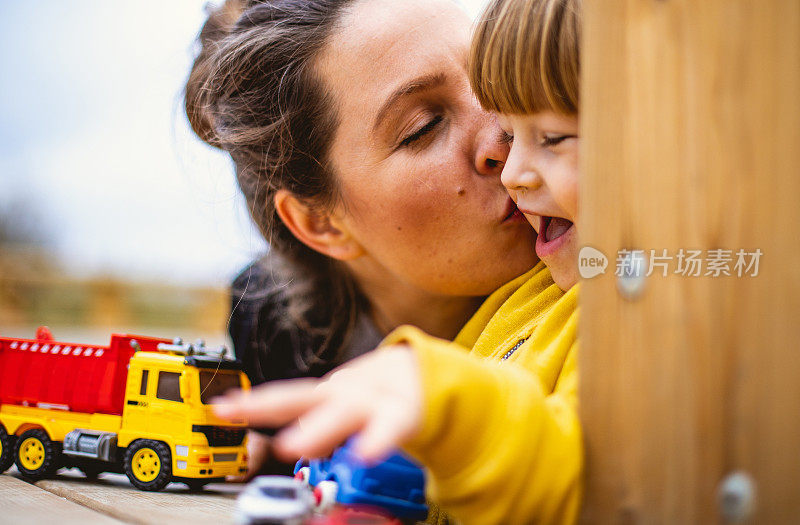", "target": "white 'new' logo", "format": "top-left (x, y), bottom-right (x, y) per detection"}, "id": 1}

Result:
top-left (578, 246), bottom-right (608, 279)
